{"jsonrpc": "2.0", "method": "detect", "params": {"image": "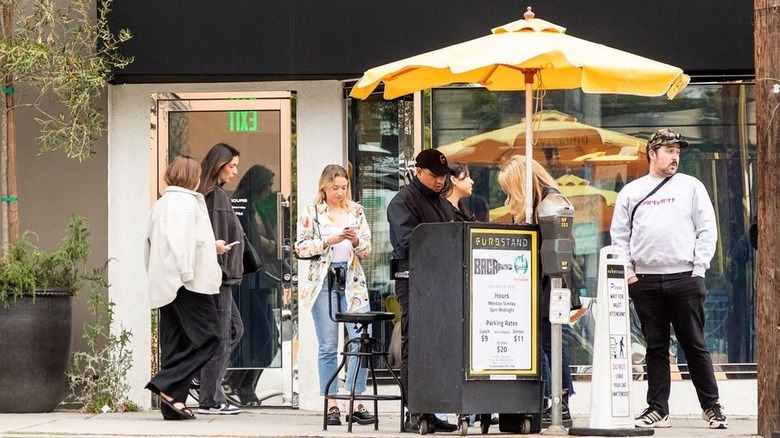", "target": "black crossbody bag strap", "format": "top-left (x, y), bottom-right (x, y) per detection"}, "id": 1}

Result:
top-left (629, 175), bottom-right (673, 233)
